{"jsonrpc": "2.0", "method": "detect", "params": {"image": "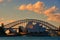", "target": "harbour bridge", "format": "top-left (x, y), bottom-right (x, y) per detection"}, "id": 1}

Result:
top-left (0, 19), bottom-right (59, 36)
